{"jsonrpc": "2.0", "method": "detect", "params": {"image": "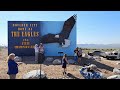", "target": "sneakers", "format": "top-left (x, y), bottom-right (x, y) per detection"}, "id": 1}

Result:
top-left (63, 72), bottom-right (67, 75)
